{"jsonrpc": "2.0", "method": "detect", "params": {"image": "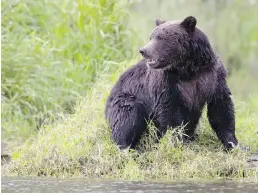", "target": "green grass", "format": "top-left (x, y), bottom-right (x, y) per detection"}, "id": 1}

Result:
top-left (3, 60), bottom-right (258, 181)
top-left (1, 0), bottom-right (132, 145)
top-left (2, 0), bottom-right (258, 182)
